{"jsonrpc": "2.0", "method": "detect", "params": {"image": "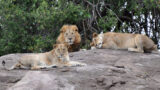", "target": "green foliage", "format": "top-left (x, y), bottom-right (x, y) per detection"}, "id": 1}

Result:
top-left (0, 0), bottom-right (160, 56)
top-left (0, 0), bottom-right (89, 56)
top-left (98, 10), bottom-right (118, 32)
